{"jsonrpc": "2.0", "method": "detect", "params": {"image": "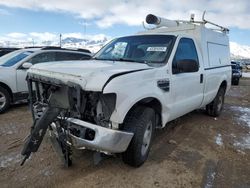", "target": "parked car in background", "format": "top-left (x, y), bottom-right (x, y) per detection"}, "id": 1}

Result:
top-left (0, 47), bottom-right (92, 113)
top-left (231, 61), bottom-right (242, 85)
top-left (0, 47), bottom-right (20, 57)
